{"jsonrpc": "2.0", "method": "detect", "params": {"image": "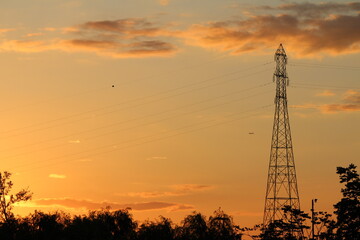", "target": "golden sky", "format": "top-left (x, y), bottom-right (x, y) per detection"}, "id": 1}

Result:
top-left (0, 0), bottom-right (359, 227)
